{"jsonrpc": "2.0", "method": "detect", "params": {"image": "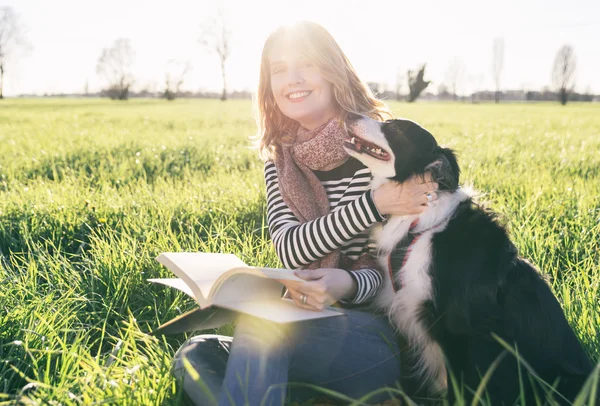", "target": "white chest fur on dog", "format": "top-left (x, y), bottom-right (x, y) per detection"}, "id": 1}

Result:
top-left (371, 184), bottom-right (473, 392)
